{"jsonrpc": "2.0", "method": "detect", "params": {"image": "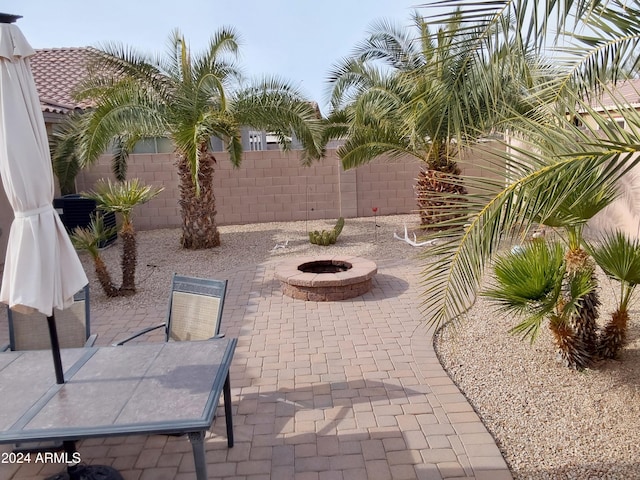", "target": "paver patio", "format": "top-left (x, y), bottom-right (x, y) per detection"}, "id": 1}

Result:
top-left (0, 257), bottom-right (512, 480)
